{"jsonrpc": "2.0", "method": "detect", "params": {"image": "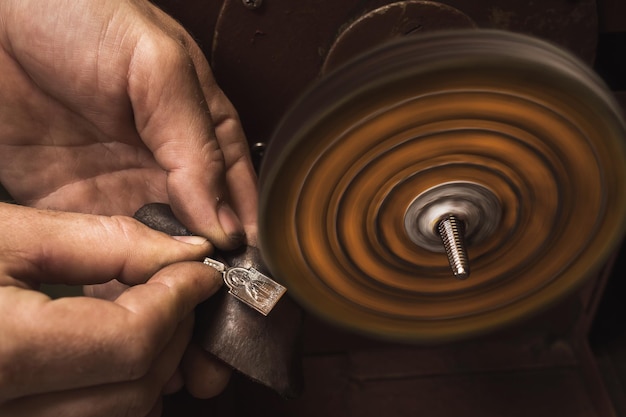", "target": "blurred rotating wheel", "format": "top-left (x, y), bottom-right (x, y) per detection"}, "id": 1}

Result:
top-left (258, 30), bottom-right (626, 342)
